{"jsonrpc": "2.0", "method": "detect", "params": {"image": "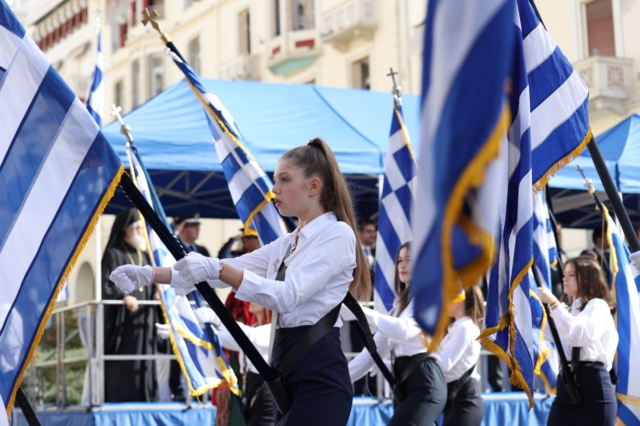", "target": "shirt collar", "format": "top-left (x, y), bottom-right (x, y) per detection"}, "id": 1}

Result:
top-left (294, 212), bottom-right (337, 241)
